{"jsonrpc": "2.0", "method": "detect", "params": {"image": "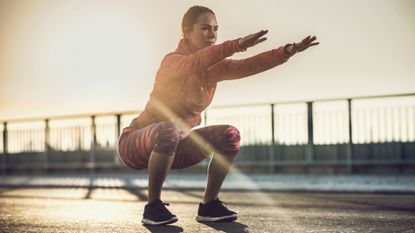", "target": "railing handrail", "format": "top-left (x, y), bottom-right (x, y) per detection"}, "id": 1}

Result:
top-left (209, 92), bottom-right (415, 109)
top-left (1, 92), bottom-right (414, 123)
top-left (0, 110), bottom-right (141, 124)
